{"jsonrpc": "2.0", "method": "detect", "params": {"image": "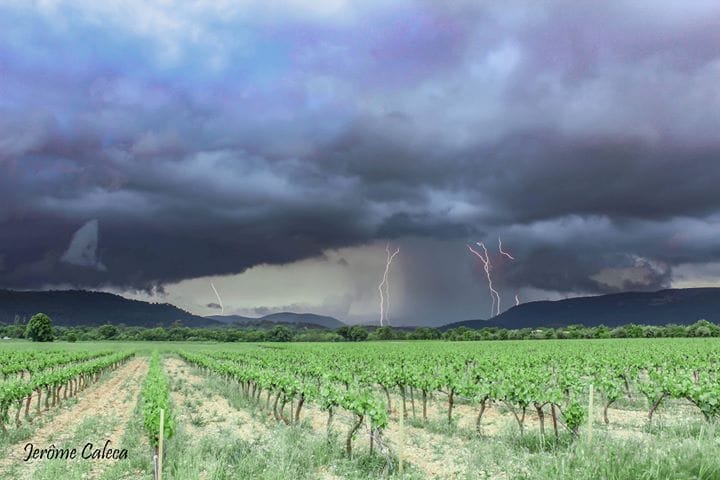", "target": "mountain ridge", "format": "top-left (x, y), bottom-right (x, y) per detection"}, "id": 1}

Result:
top-left (441, 287), bottom-right (720, 330)
top-left (2, 287), bottom-right (719, 331)
top-left (209, 312), bottom-right (345, 329)
top-left (0, 289), bottom-right (220, 328)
